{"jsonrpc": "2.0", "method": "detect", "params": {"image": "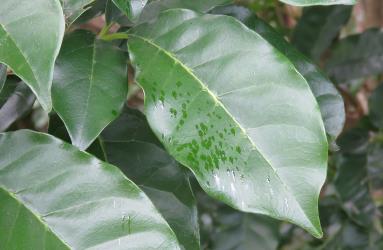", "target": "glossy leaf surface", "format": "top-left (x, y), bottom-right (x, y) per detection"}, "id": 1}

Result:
top-left (0, 81), bottom-right (35, 132)
top-left (279, 0), bottom-right (356, 6)
top-left (101, 107), bottom-right (200, 249)
top-left (52, 30), bottom-right (128, 150)
top-left (292, 5), bottom-right (352, 61)
top-left (61, 0), bottom-right (95, 25)
top-left (213, 5), bottom-right (344, 147)
top-left (128, 9), bottom-right (328, 237)
top-left (0, 0), bottom-right (65, 111)
top-left (326, 29), bottom-right (383, 83)
top-left (112, 0), bottom-right (148, 21)
top-left (0, 130), bottom-right (180, 249)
